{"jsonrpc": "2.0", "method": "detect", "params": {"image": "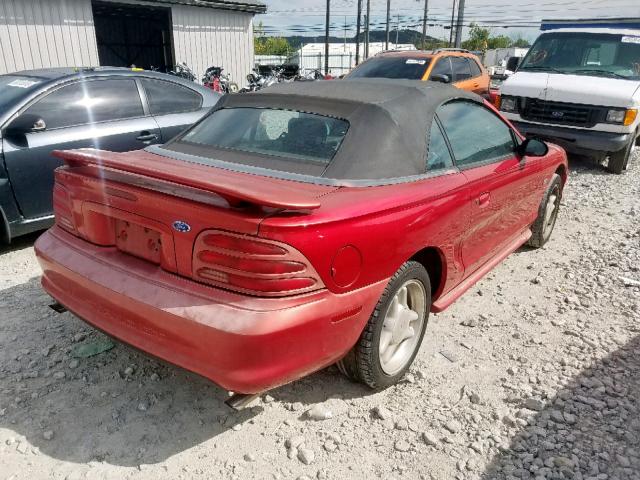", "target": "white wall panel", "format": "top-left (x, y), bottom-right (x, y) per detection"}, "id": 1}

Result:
top-left (171, 4), bottom-right (254, 87)
top-left (0, 0), bottom-right (99, 74)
